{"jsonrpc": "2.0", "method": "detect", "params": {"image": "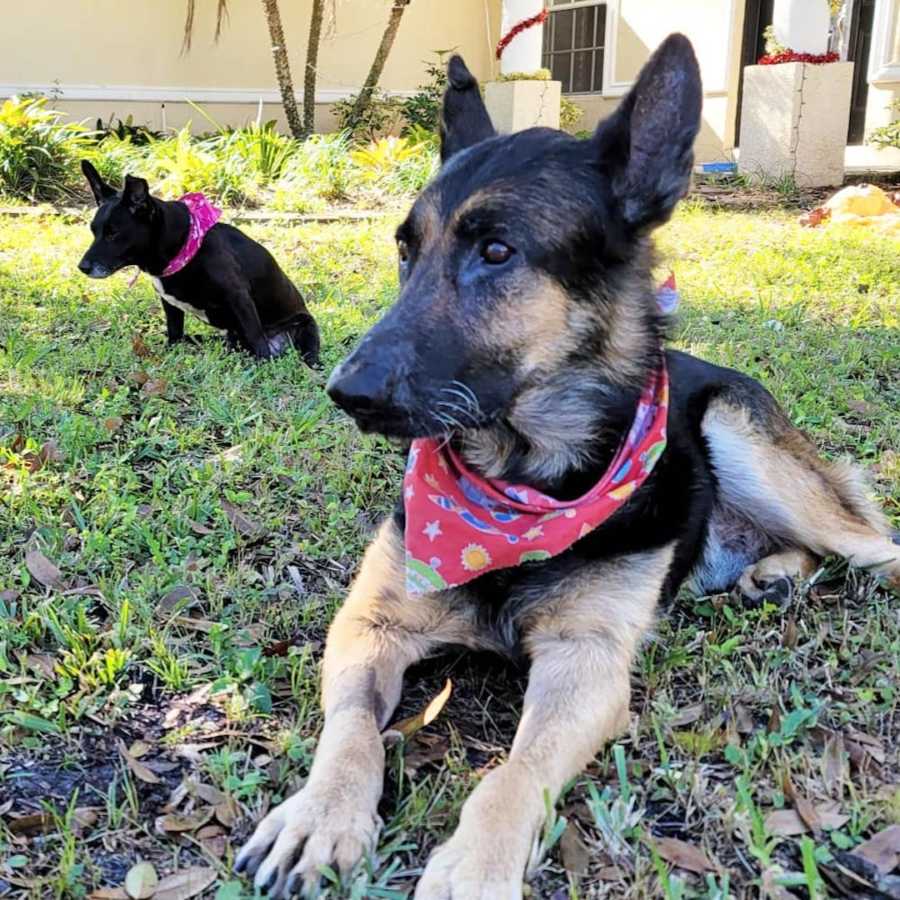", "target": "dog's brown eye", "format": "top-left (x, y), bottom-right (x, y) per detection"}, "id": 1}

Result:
top-left (397, 240), bottom-right (410, 263)
top-left (482, 241), bottom-right (512, 265)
